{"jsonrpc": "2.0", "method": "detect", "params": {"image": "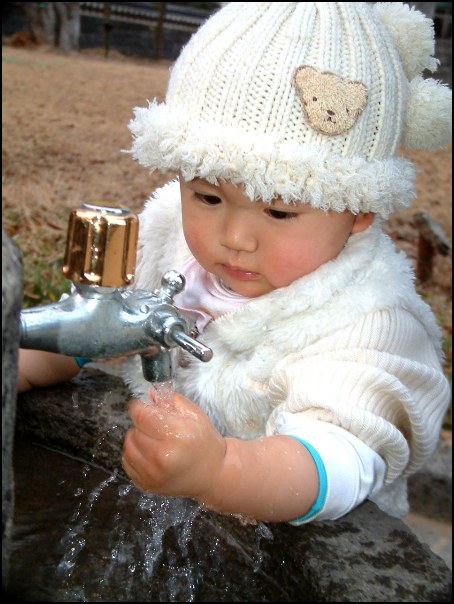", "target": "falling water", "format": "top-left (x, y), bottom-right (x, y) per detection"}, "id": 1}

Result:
top-left (53, 469), bottom-right (204, 602)
top-left (54, 380), bottom-right (207, 601)
top-left (150, 380), bottom-right (174, 406)
top-left (8, 381), bottom-right (277, 601)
